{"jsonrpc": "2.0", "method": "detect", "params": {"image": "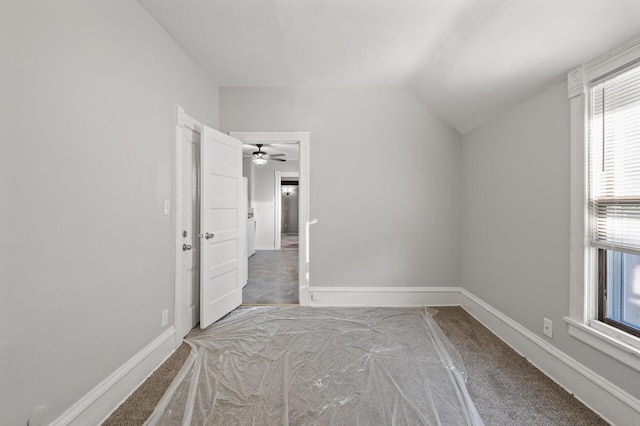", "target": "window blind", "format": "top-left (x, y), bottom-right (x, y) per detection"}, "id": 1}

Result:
top-left (589, 62), bottom-right (640, 253)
